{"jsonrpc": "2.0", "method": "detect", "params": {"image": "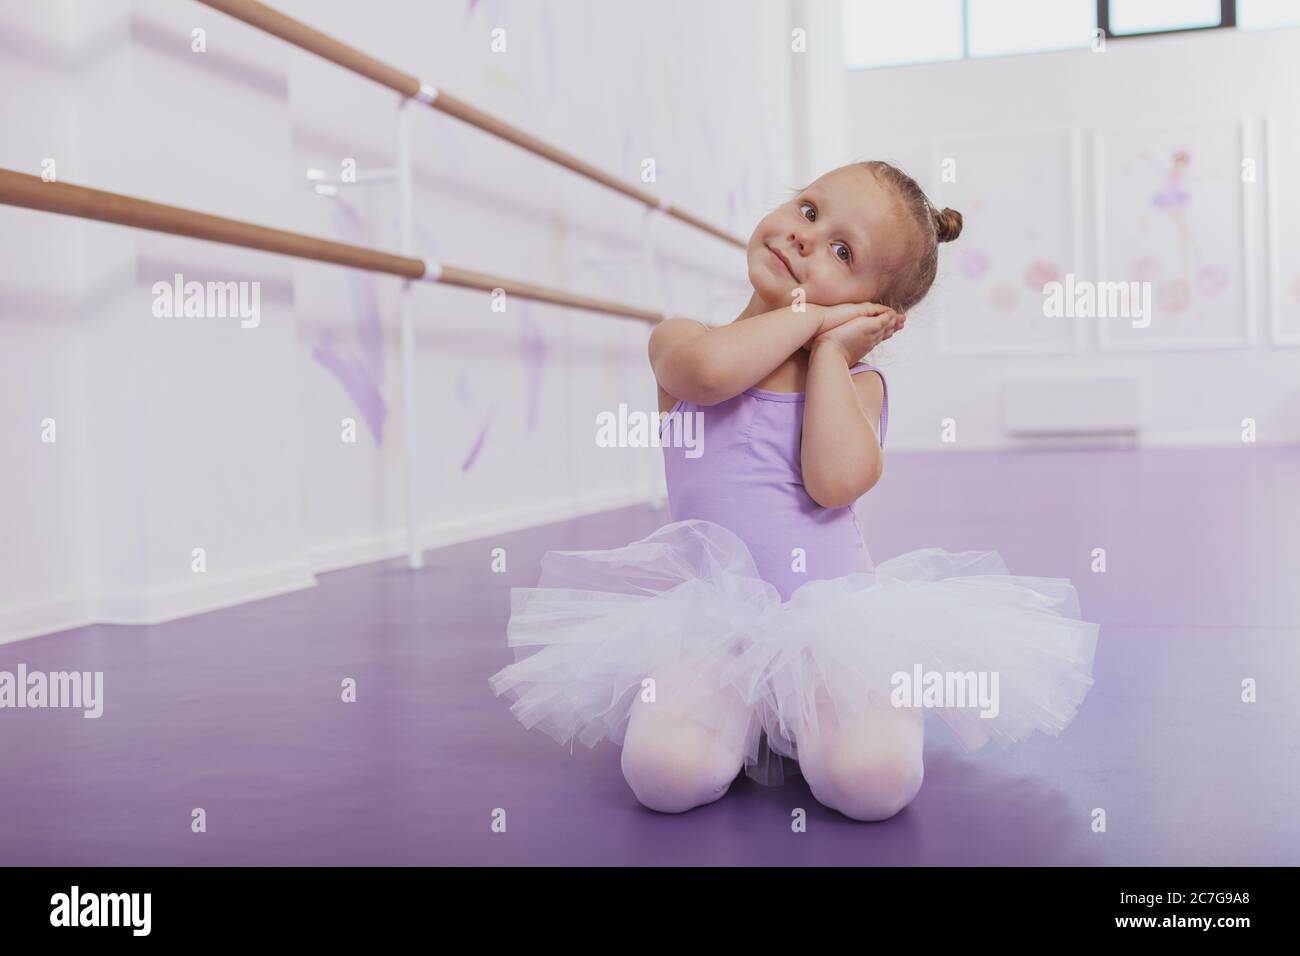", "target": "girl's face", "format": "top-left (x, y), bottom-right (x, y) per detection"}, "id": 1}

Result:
top-left (747, 165), bottom-right (915, 310)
